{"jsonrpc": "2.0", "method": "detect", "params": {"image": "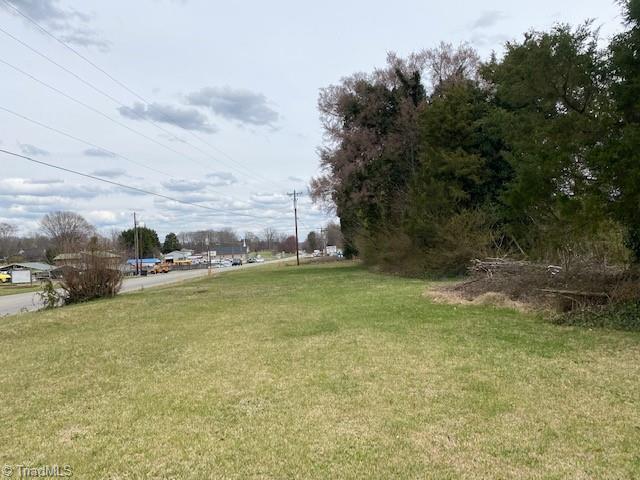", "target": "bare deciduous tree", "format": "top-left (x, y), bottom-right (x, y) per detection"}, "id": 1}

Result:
top-left (325, 221), bottom-right (344, 248)
top-left (263, 227), bottom-right (278, 251)
top-left (422, 42), bottom-right (480, 92)
top-left (0, 222), bottom-right (16, 239)
top-left (40, 211), bottom-right (96, 253)
top-left (0, 222), bottom-right (17, 259)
